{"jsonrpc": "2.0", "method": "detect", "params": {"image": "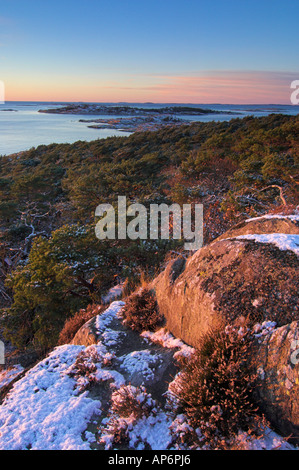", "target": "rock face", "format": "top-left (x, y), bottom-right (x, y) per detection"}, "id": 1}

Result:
top-left (152, 237), bottom-right (298, 348)
top-left (71, 317), bottom-right (99, 347)
top-left (254, 321), bottom-right (299, 444)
